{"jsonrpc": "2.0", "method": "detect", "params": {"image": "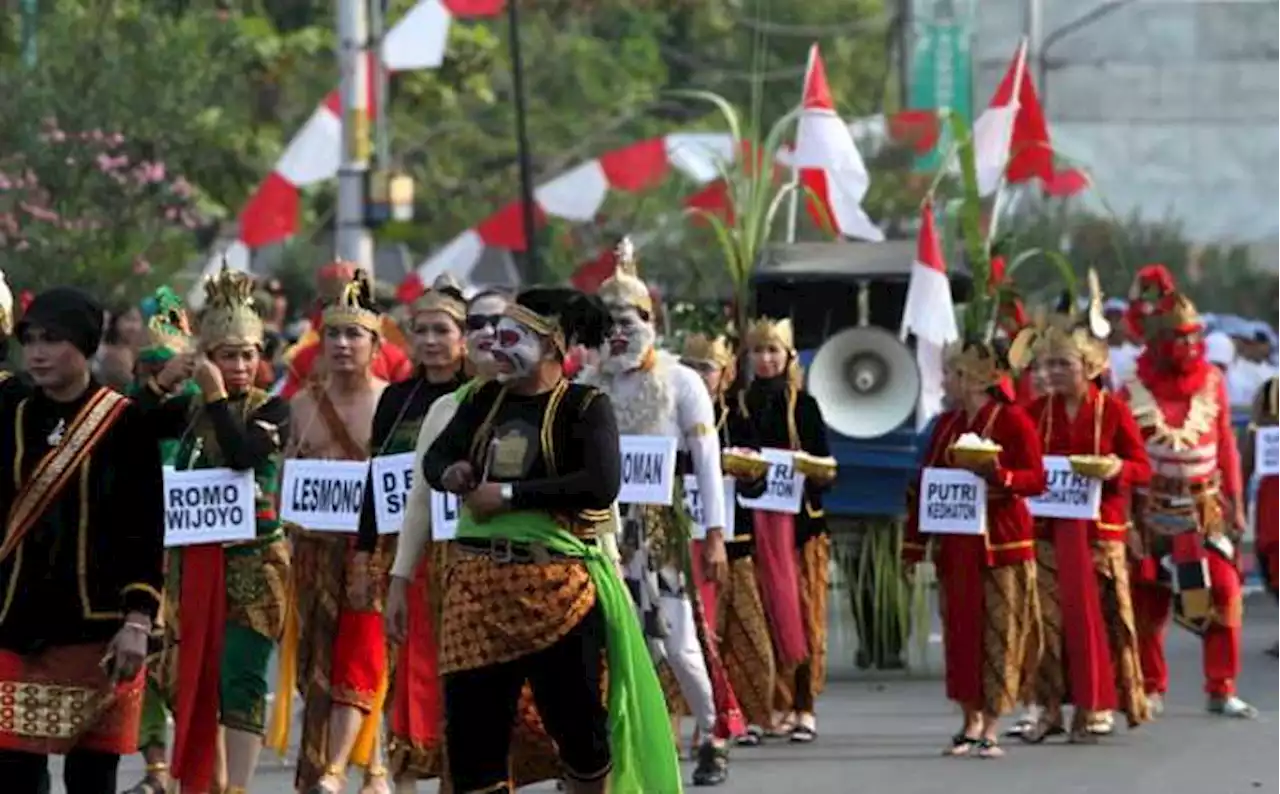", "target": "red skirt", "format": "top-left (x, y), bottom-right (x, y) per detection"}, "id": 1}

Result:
top-left (0, 642), bottom-right (144, 756)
